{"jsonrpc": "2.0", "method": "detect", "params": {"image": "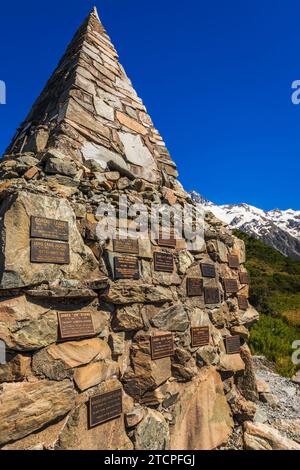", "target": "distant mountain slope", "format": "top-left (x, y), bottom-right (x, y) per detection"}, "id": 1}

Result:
top-left (190, 191), bottom-right (300, 260)
top-left (233, 230), bottom-right (300, 377)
